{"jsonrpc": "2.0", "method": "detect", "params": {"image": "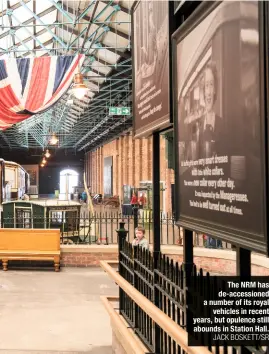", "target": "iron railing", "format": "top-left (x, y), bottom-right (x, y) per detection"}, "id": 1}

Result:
top-left (2, 212), bottom-right (180, 245)
top-left (1, 211), bottom-right (231, 248)
top-left (118, 237), bottom-right (267, 354)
